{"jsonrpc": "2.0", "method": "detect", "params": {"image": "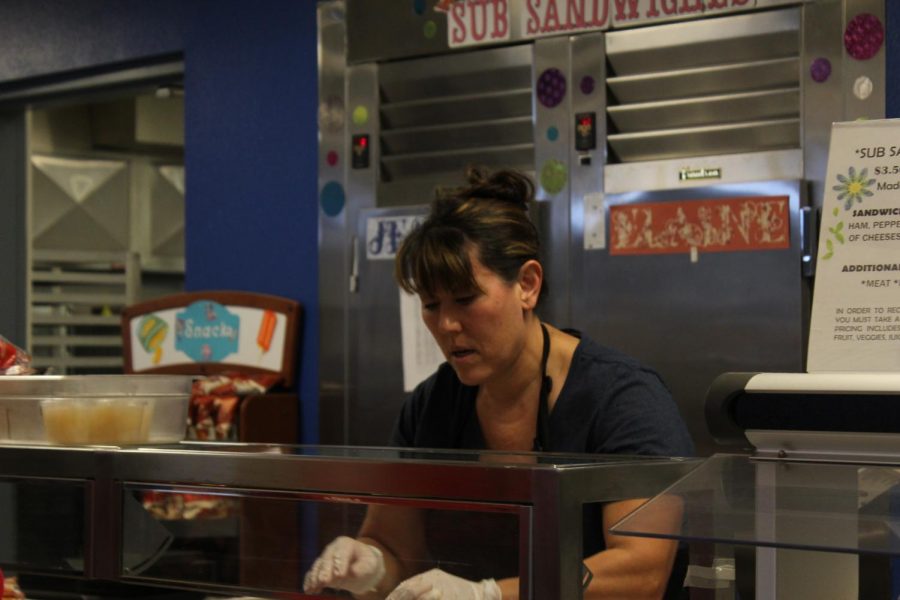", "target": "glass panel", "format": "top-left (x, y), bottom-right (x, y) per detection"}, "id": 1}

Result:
top-left (122, 486), bottom-right (525, 597)
top-left (134, 442), bottom-right (678, 468)
top-left (0, 478), bottom-right (85, 573)
top-left (612, 454), bottom-right (900, 555)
